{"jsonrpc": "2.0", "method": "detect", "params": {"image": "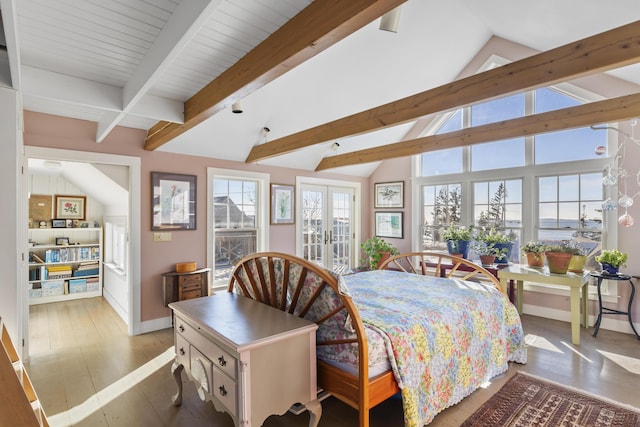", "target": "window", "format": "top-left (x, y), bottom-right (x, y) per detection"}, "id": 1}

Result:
top-left (105, 217), bottom-right (126, 276)
top-left (209, 169), bottom-right (269, 288)
top-left (473, 179), bottom-right (523, 261)
top-left (421, 183), bottom-right (461, 250)
top-left (414, 81), bottom-right (612, 297)
top-left (538, 173), bottom-right (603, 246)
top-left (421, 111), bottom-right (463, 176)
